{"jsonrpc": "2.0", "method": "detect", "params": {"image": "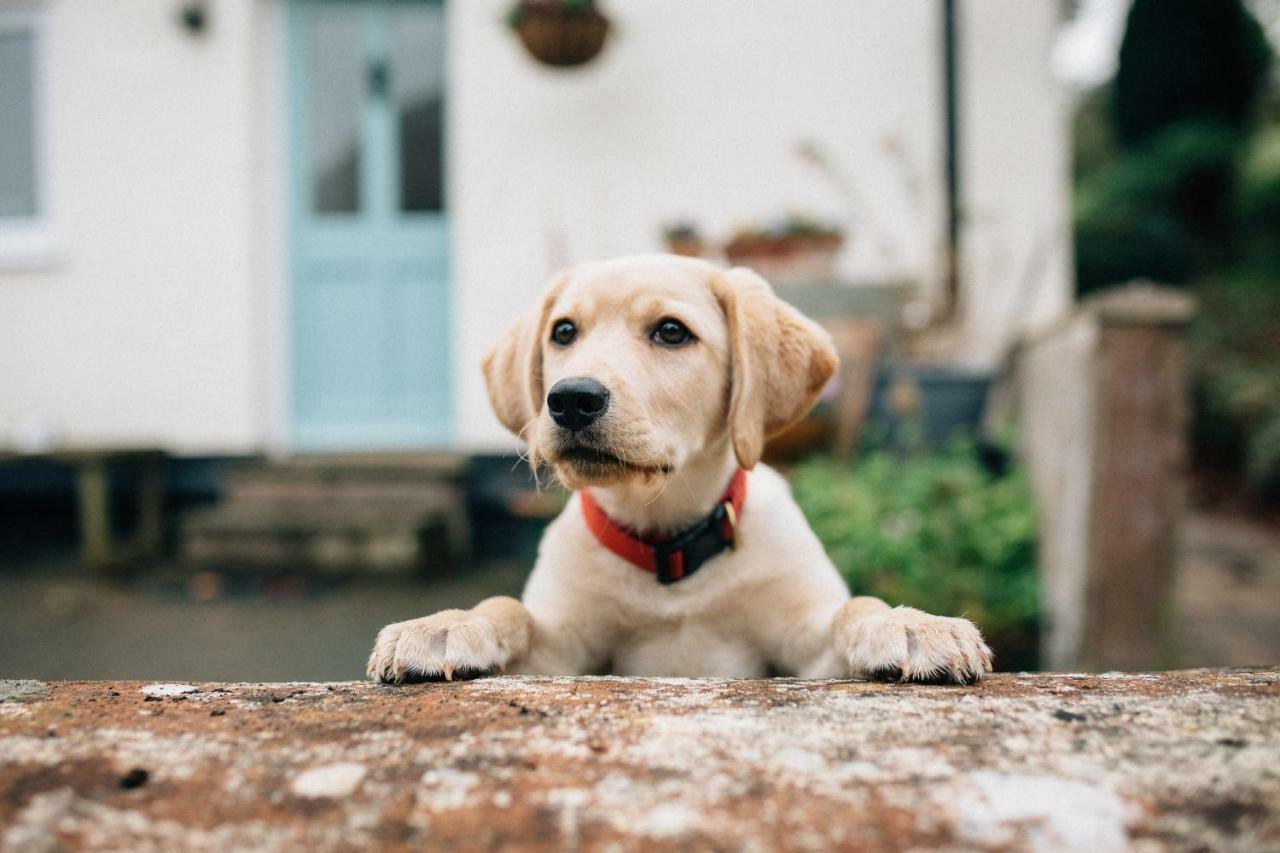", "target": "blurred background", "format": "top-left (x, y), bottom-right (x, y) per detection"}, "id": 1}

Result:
top-left (0, 0), bottom-right (1276, 680)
